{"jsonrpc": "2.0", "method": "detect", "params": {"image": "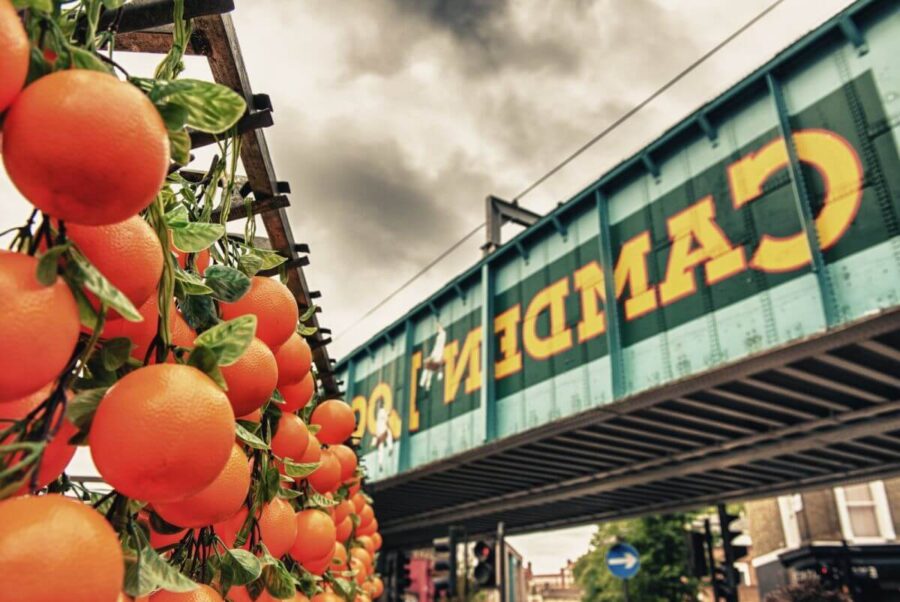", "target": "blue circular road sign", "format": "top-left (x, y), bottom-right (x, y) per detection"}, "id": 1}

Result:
top-left (606, 542), bottom-right (640, 579)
